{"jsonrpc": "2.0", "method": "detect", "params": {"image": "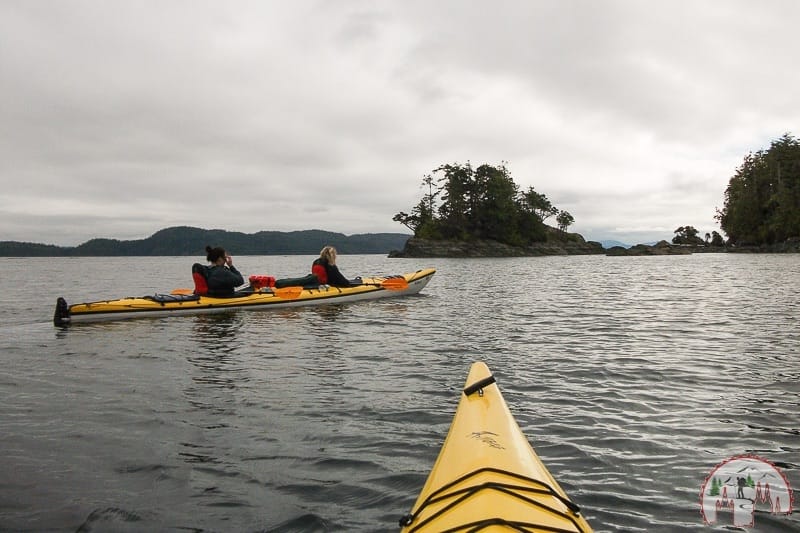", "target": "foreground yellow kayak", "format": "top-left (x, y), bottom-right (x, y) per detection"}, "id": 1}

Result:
top-left (400, 361), bottom-right (592, 532)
